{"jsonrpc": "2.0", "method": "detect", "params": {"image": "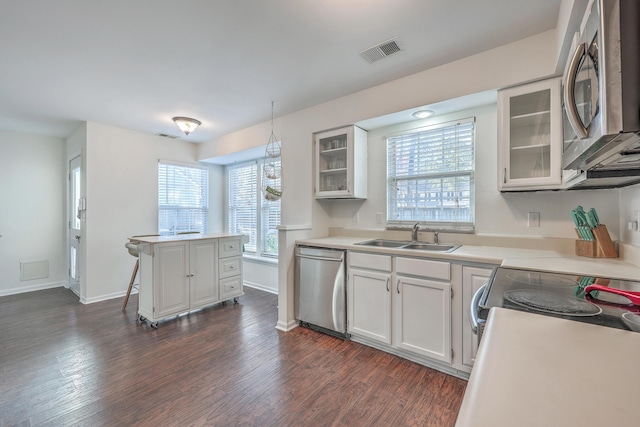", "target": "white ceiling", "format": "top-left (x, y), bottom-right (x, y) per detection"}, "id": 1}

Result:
top-left (0, 0), bottom-right (561, 143)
